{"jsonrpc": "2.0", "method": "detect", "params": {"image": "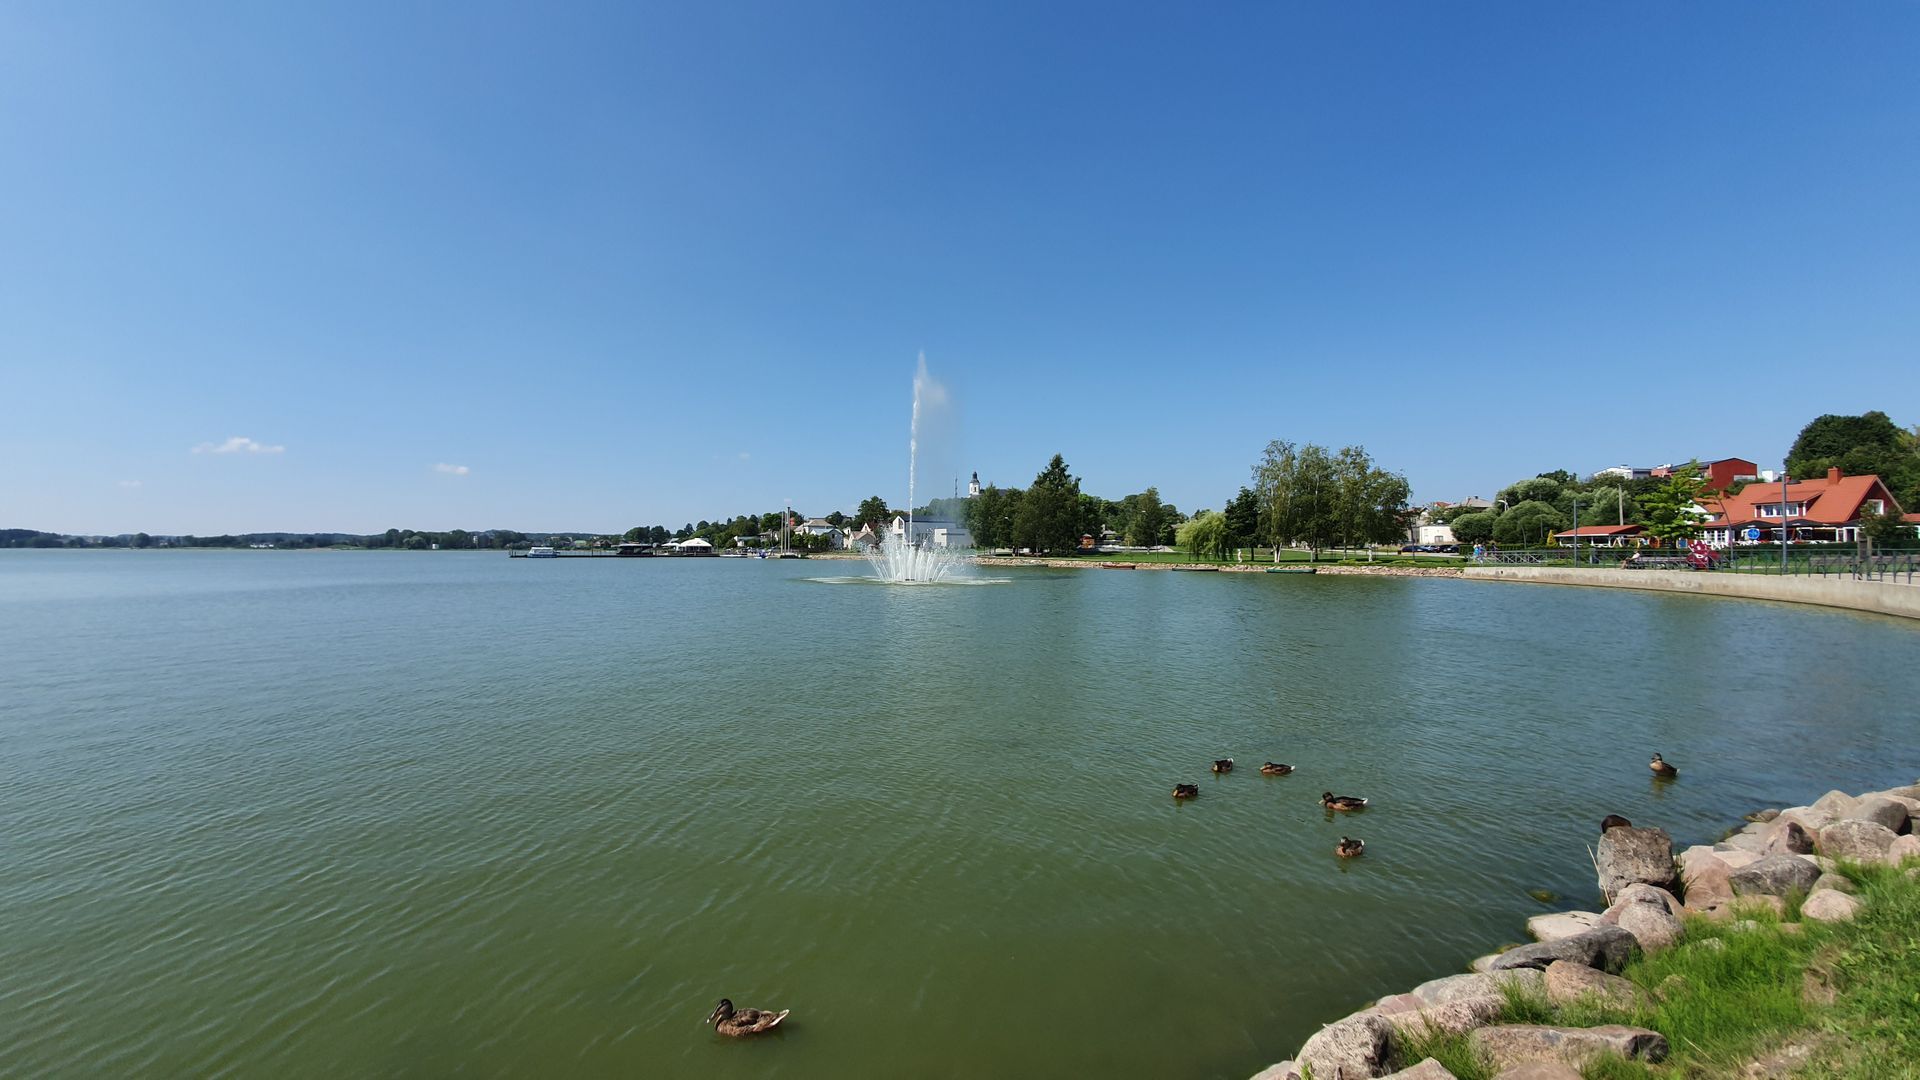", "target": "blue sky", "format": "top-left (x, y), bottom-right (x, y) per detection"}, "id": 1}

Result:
top-left (4, 3), bottom-right (1917, 535)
